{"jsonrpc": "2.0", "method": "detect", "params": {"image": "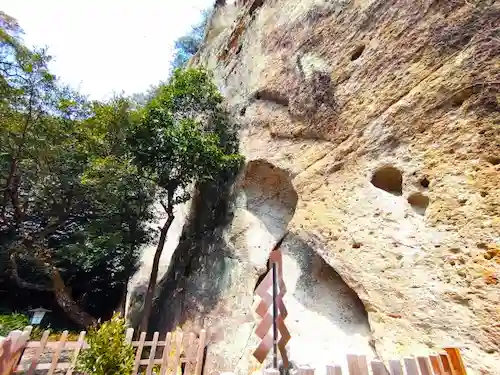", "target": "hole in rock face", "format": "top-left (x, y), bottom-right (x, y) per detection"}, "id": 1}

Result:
top-left (239, 160), bottom-right (298, 235)
top-left (486, 156), bottom-right (500, 165)
top-left (257, 234), bottom-right (375, 365)
top-left (249, 0), bottom-right (264, 15)
top-left (240, 106), bottom-right (247, 116)
top-left (351, 45), bottom-right (365, 61)
top-left (237, 159), bottom-right (298, 271)
top-left (407, 192), bottom-right (430, 215)
top-left (253, 89), bottom-right (289, 107)
top-left (420, 176), bottom-right (430, 188)
top-left (371, 166), bottom-right (403, 196)
top-left (450, 87), bottom-right (473, 107)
